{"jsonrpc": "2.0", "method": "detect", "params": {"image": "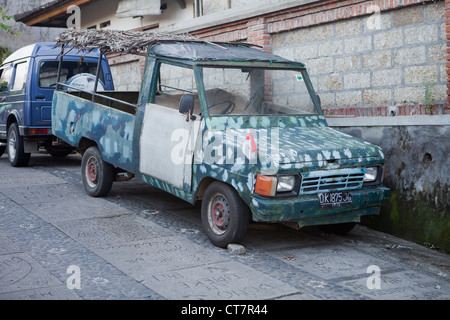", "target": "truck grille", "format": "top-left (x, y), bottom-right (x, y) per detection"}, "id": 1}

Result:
top-left (299, 168), bottom-right (365, 195)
